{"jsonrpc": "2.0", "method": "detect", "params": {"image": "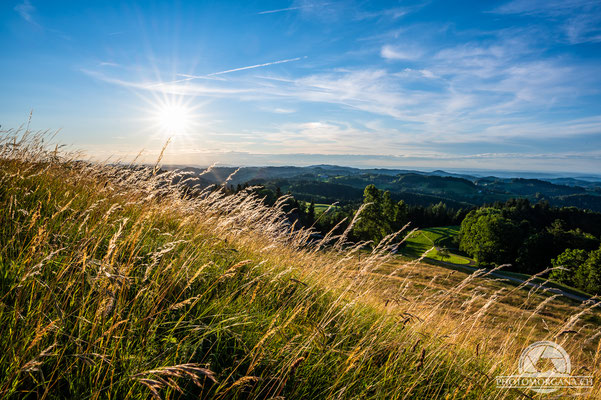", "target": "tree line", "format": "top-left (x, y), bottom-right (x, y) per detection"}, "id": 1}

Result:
top-left (226, 183), bottom-right (467, 241)
top-left (349, 185), bottom-right (468, 243)
top-left (458, 198), bottom-right (601, 293)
